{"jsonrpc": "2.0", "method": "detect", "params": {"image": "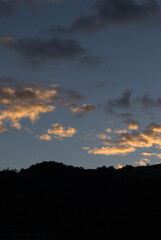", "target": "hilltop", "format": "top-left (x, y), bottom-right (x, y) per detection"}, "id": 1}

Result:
top-left (1, 161), bottom-right (161, 239)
